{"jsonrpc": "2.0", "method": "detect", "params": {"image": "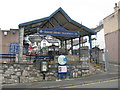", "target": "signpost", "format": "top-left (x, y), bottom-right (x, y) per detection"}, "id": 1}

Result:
top-left (57, 55), bottom-right (68, 80)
